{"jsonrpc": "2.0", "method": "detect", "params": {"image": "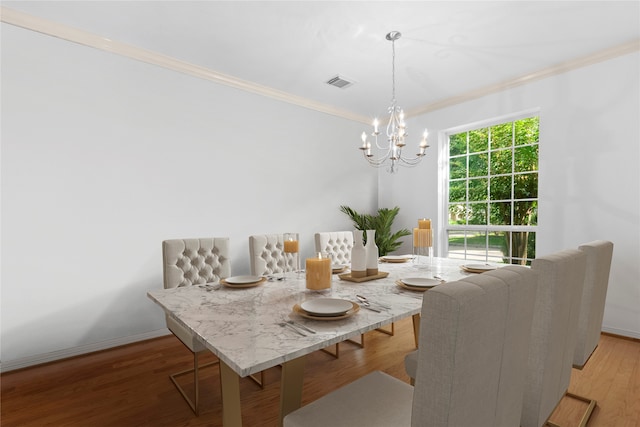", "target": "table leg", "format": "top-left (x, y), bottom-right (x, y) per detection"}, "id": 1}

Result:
top-left (278, 356), bottom-right (306, 427)
top-left (412, 313), bottom-right (421, 348)
top-left (219, 360), bottom-right (242, 427)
